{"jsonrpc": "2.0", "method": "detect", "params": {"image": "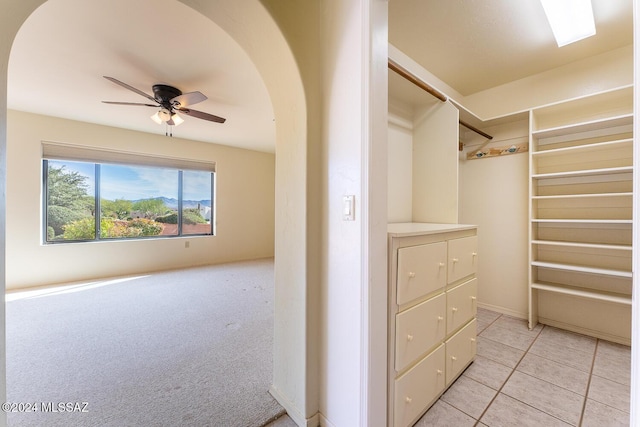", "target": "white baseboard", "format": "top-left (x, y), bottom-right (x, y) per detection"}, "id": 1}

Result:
top-left (477, 301), bottom-right (526, 320)
top-left (269, 385), bottom-right (319, 427)
top-left (538, 317), bottom-right (631, 346)
top-left (318, 413), bottom-right (337, 427)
